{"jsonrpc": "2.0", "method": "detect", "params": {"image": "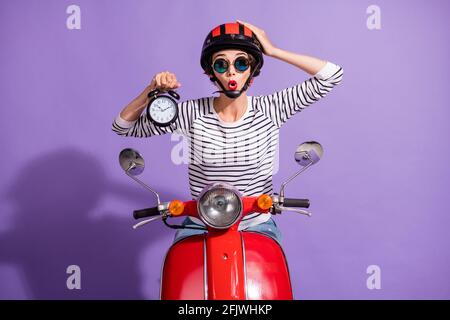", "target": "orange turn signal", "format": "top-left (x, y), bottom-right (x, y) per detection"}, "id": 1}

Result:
top-left (168, 200), bottom-right (185, 216)
top-left (257, 194), bottom-right (273, 210)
